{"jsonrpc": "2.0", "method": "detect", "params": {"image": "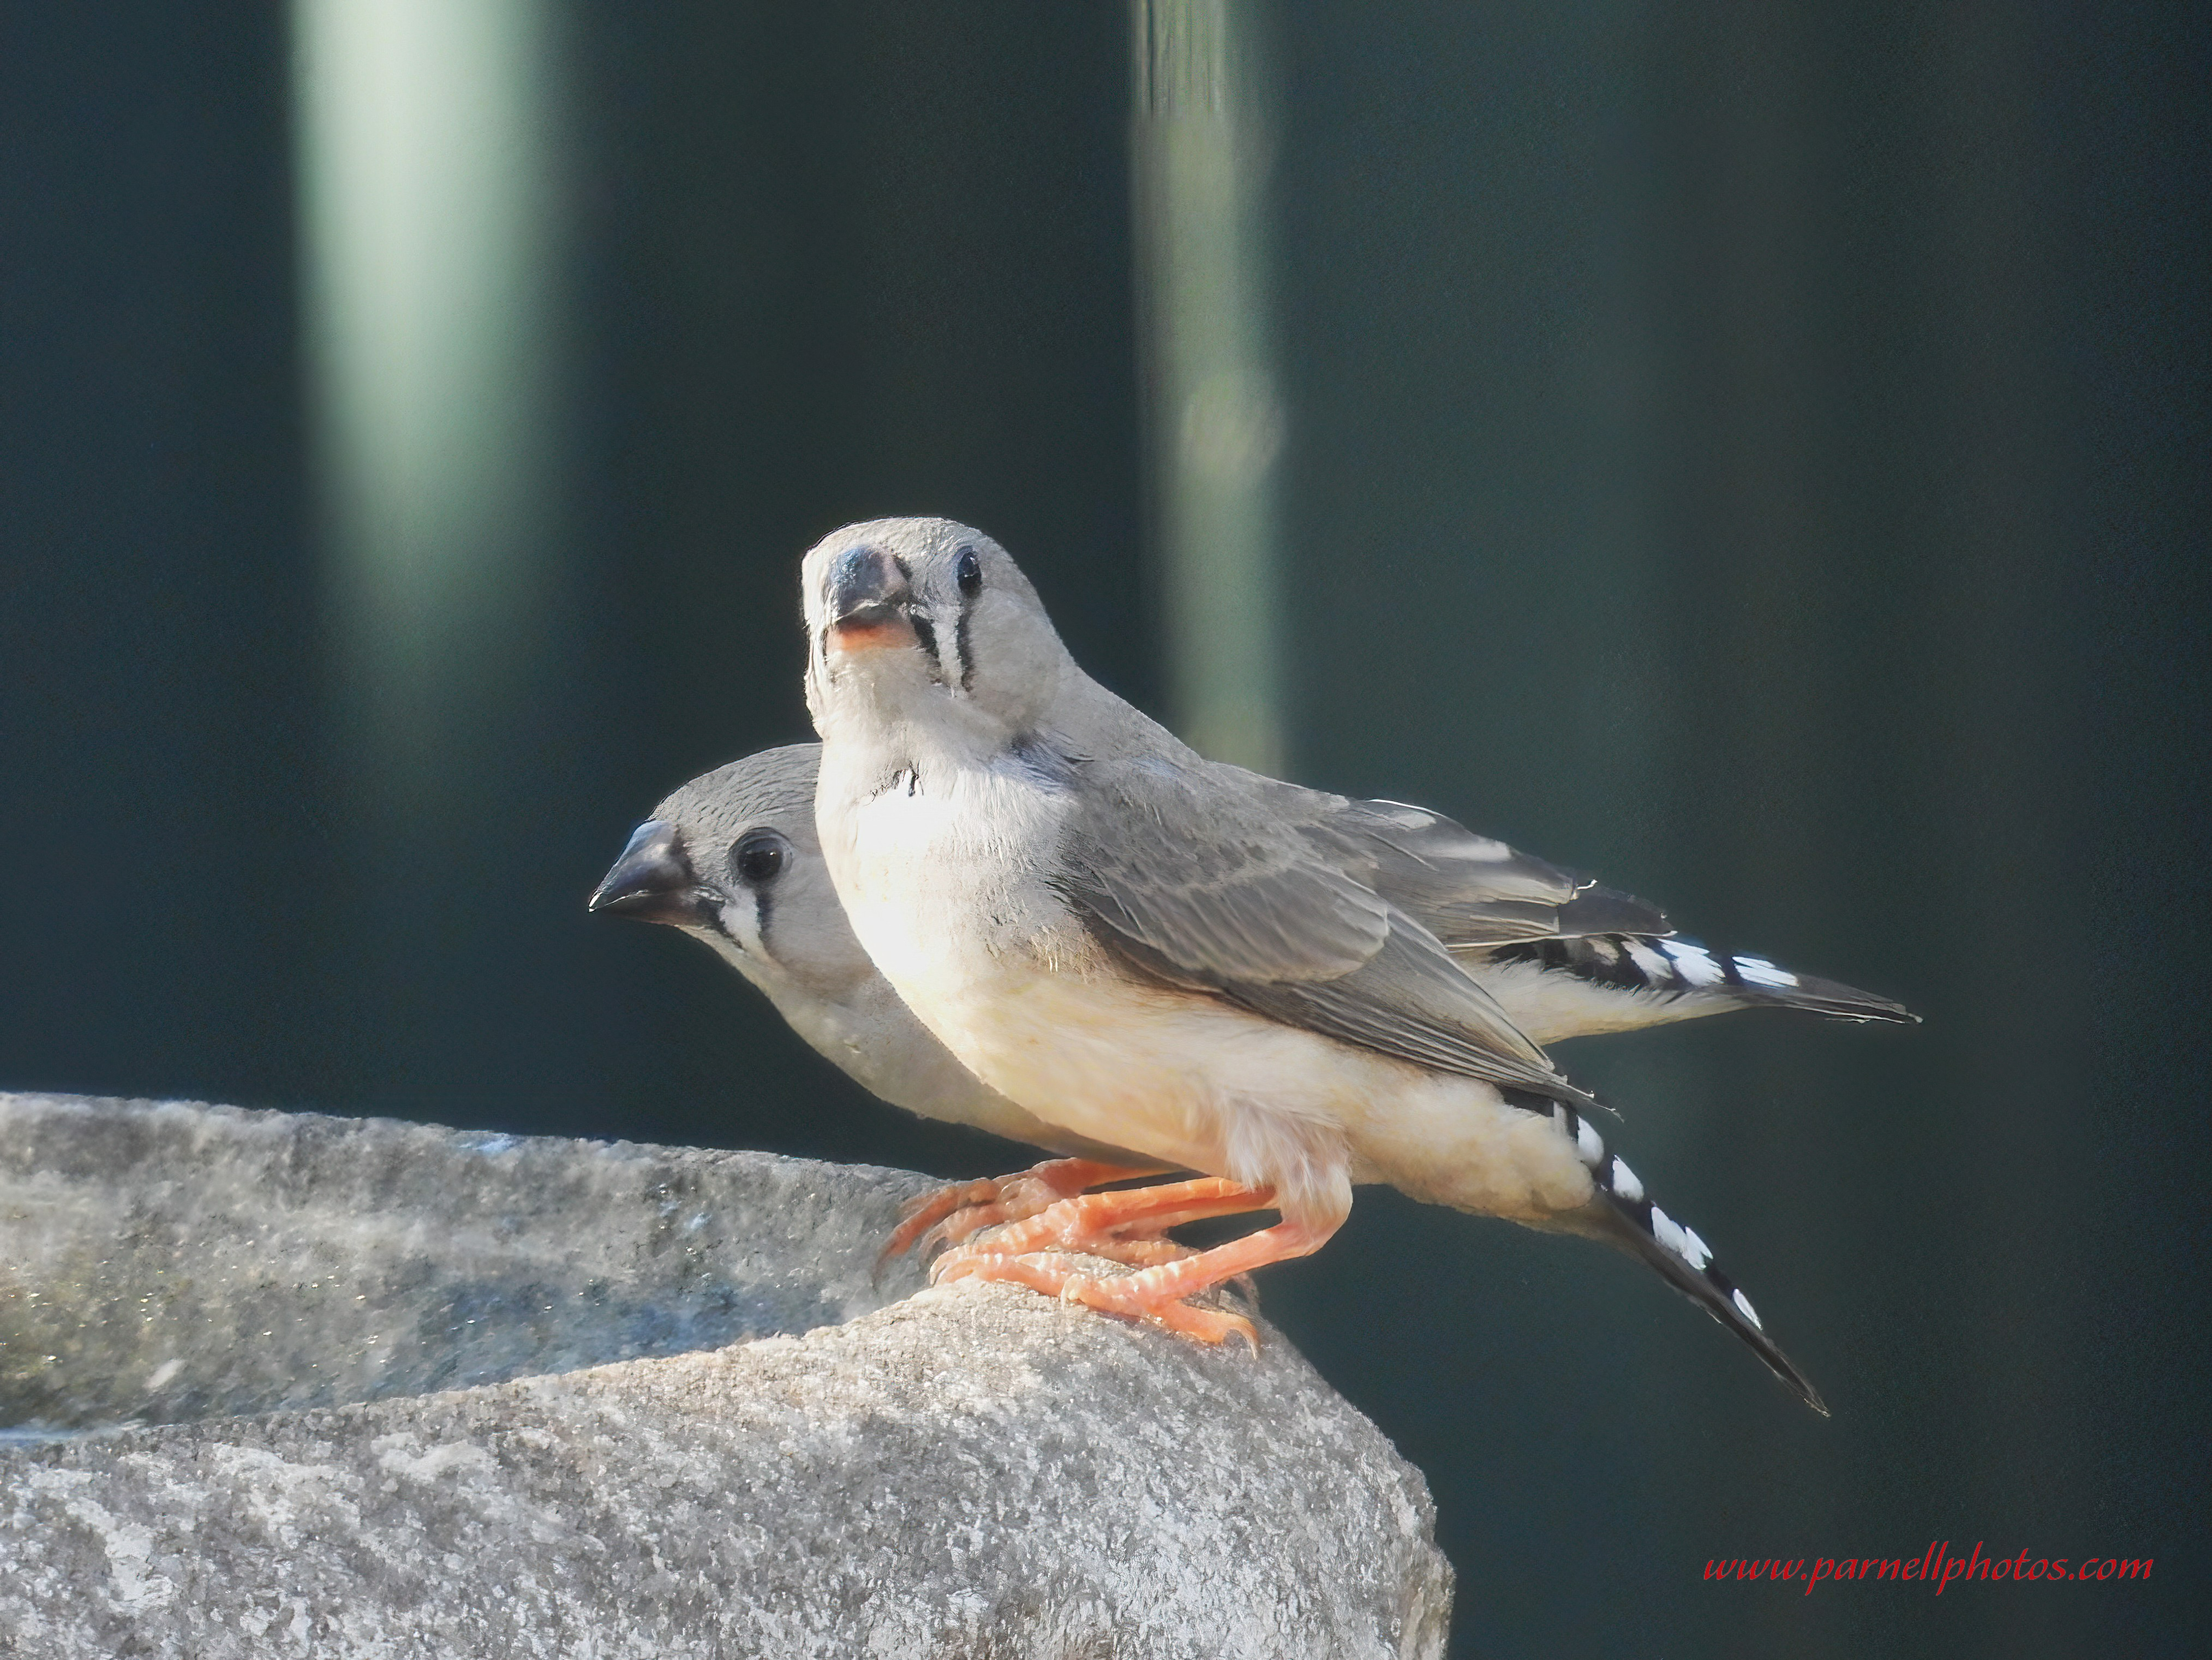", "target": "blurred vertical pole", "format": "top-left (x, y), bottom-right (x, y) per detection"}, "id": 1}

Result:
top-left (1129, 0), bottom-right (1287, 774)
top-left (292, 0), bottom-right (576, 1111)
